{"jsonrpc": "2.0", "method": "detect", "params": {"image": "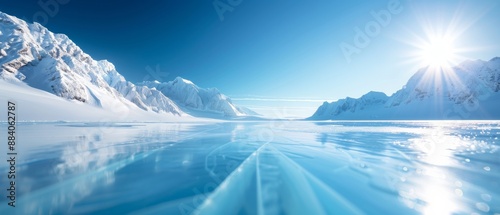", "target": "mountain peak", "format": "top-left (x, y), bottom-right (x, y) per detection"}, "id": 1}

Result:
top-left (140, 77), bottom-right (254, 118)
top-left (173, 76), bottom-right (194, 85)
top-left (362, 91), bottom-right (388, 98)
top-left (0, 11), bottom-right (20, 23)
